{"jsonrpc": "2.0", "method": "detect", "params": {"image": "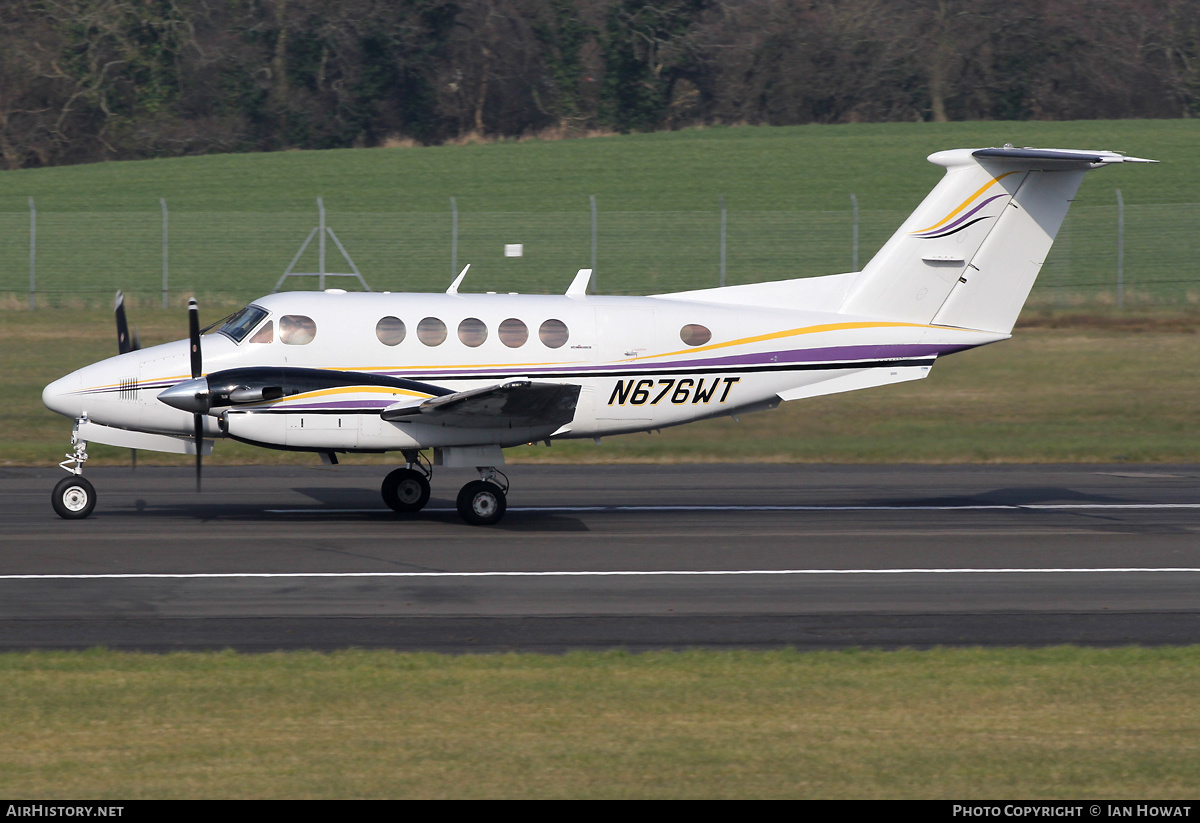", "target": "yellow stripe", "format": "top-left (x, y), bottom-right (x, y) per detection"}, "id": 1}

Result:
top-left (277, 386), bottom-right (431, 403)
top-left (640, 321), bottom-right (930, 362)
top-left (911, 170), bottom-right (1019, 234)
